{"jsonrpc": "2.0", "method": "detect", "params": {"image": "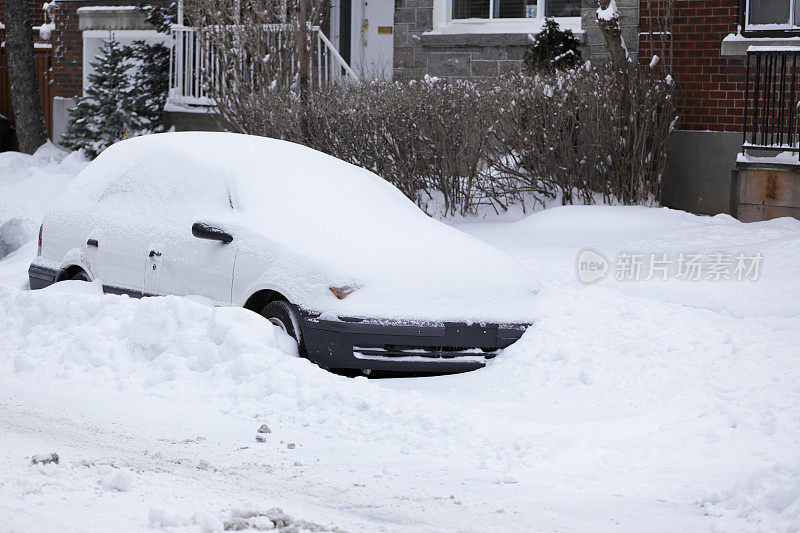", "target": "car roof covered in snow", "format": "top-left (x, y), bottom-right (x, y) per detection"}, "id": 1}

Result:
top-left (56, 133), bottom-right (537, 321)
top-left (65, 132), bottom-right (425, 251)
